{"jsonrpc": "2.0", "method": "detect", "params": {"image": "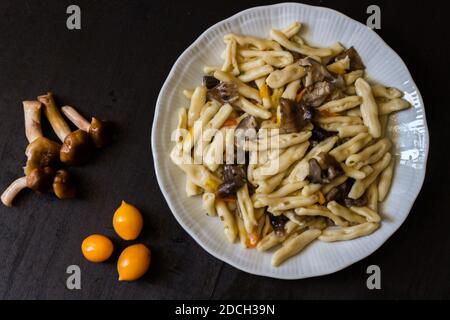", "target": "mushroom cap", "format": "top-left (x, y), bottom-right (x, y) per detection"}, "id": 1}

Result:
top-left (25, 137), bottom-right (61, 176)
top-left (26, 167), bottom-right (56, 193)
top-left (53, 169), bottom-right (76, 199)
top-left (89, 117), bottom-right (112, 148)
top-left (60, 129), bottom-right (93, 166)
